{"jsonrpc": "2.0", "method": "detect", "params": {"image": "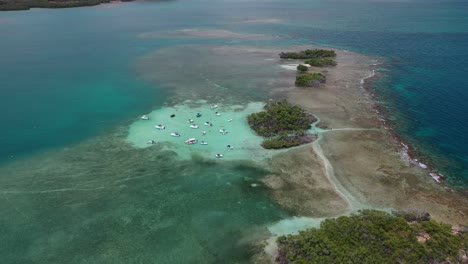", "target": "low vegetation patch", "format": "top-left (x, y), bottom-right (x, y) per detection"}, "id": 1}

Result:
top-left (296, 64), bottom-right (309, 72)
top-left (0, 0), bottom-right (114, 10)
top-left (295, 73), bottom-right (326, 87)
top-left (276, 210), bottom-right (467, 264)
top-left (304, 58), bottom-right (337, 67)
top-left (279, 49), bottom-right (336, 59)
top-left (247, 99), bottom-right (317, 149)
